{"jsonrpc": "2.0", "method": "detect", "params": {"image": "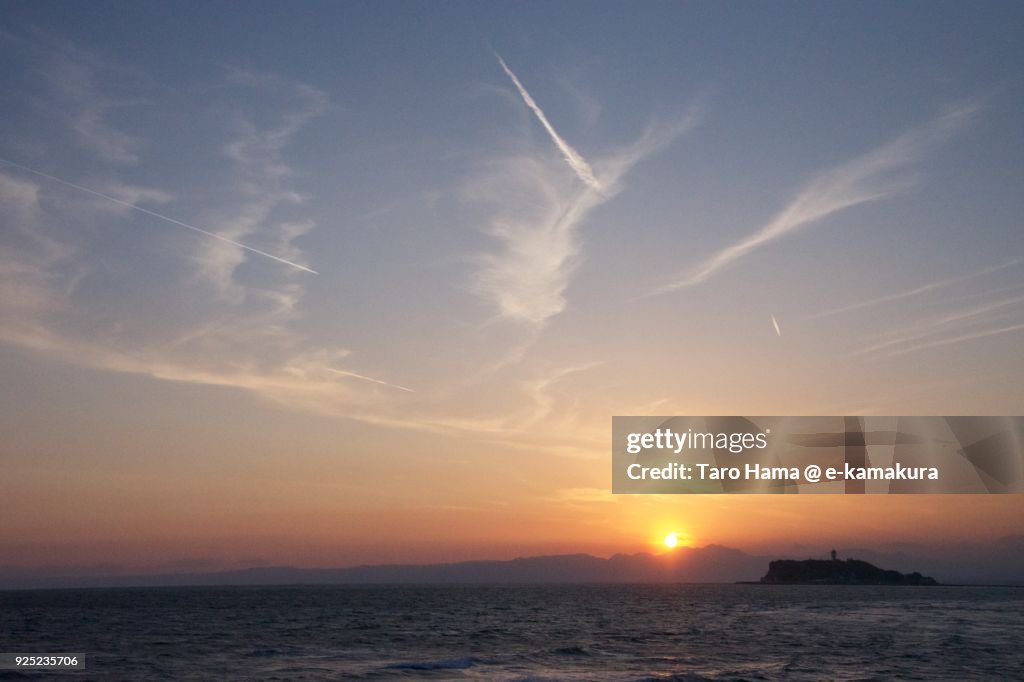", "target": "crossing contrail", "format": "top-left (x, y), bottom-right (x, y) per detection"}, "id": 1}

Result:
top-left (771, 313), bottom-right (782, 337)
top-left (0, 157), bottom-right (318, 274)
top-left (327, 368), bottom-right (415, 393)
top-left (495, 54), bottom-right (602, 192)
